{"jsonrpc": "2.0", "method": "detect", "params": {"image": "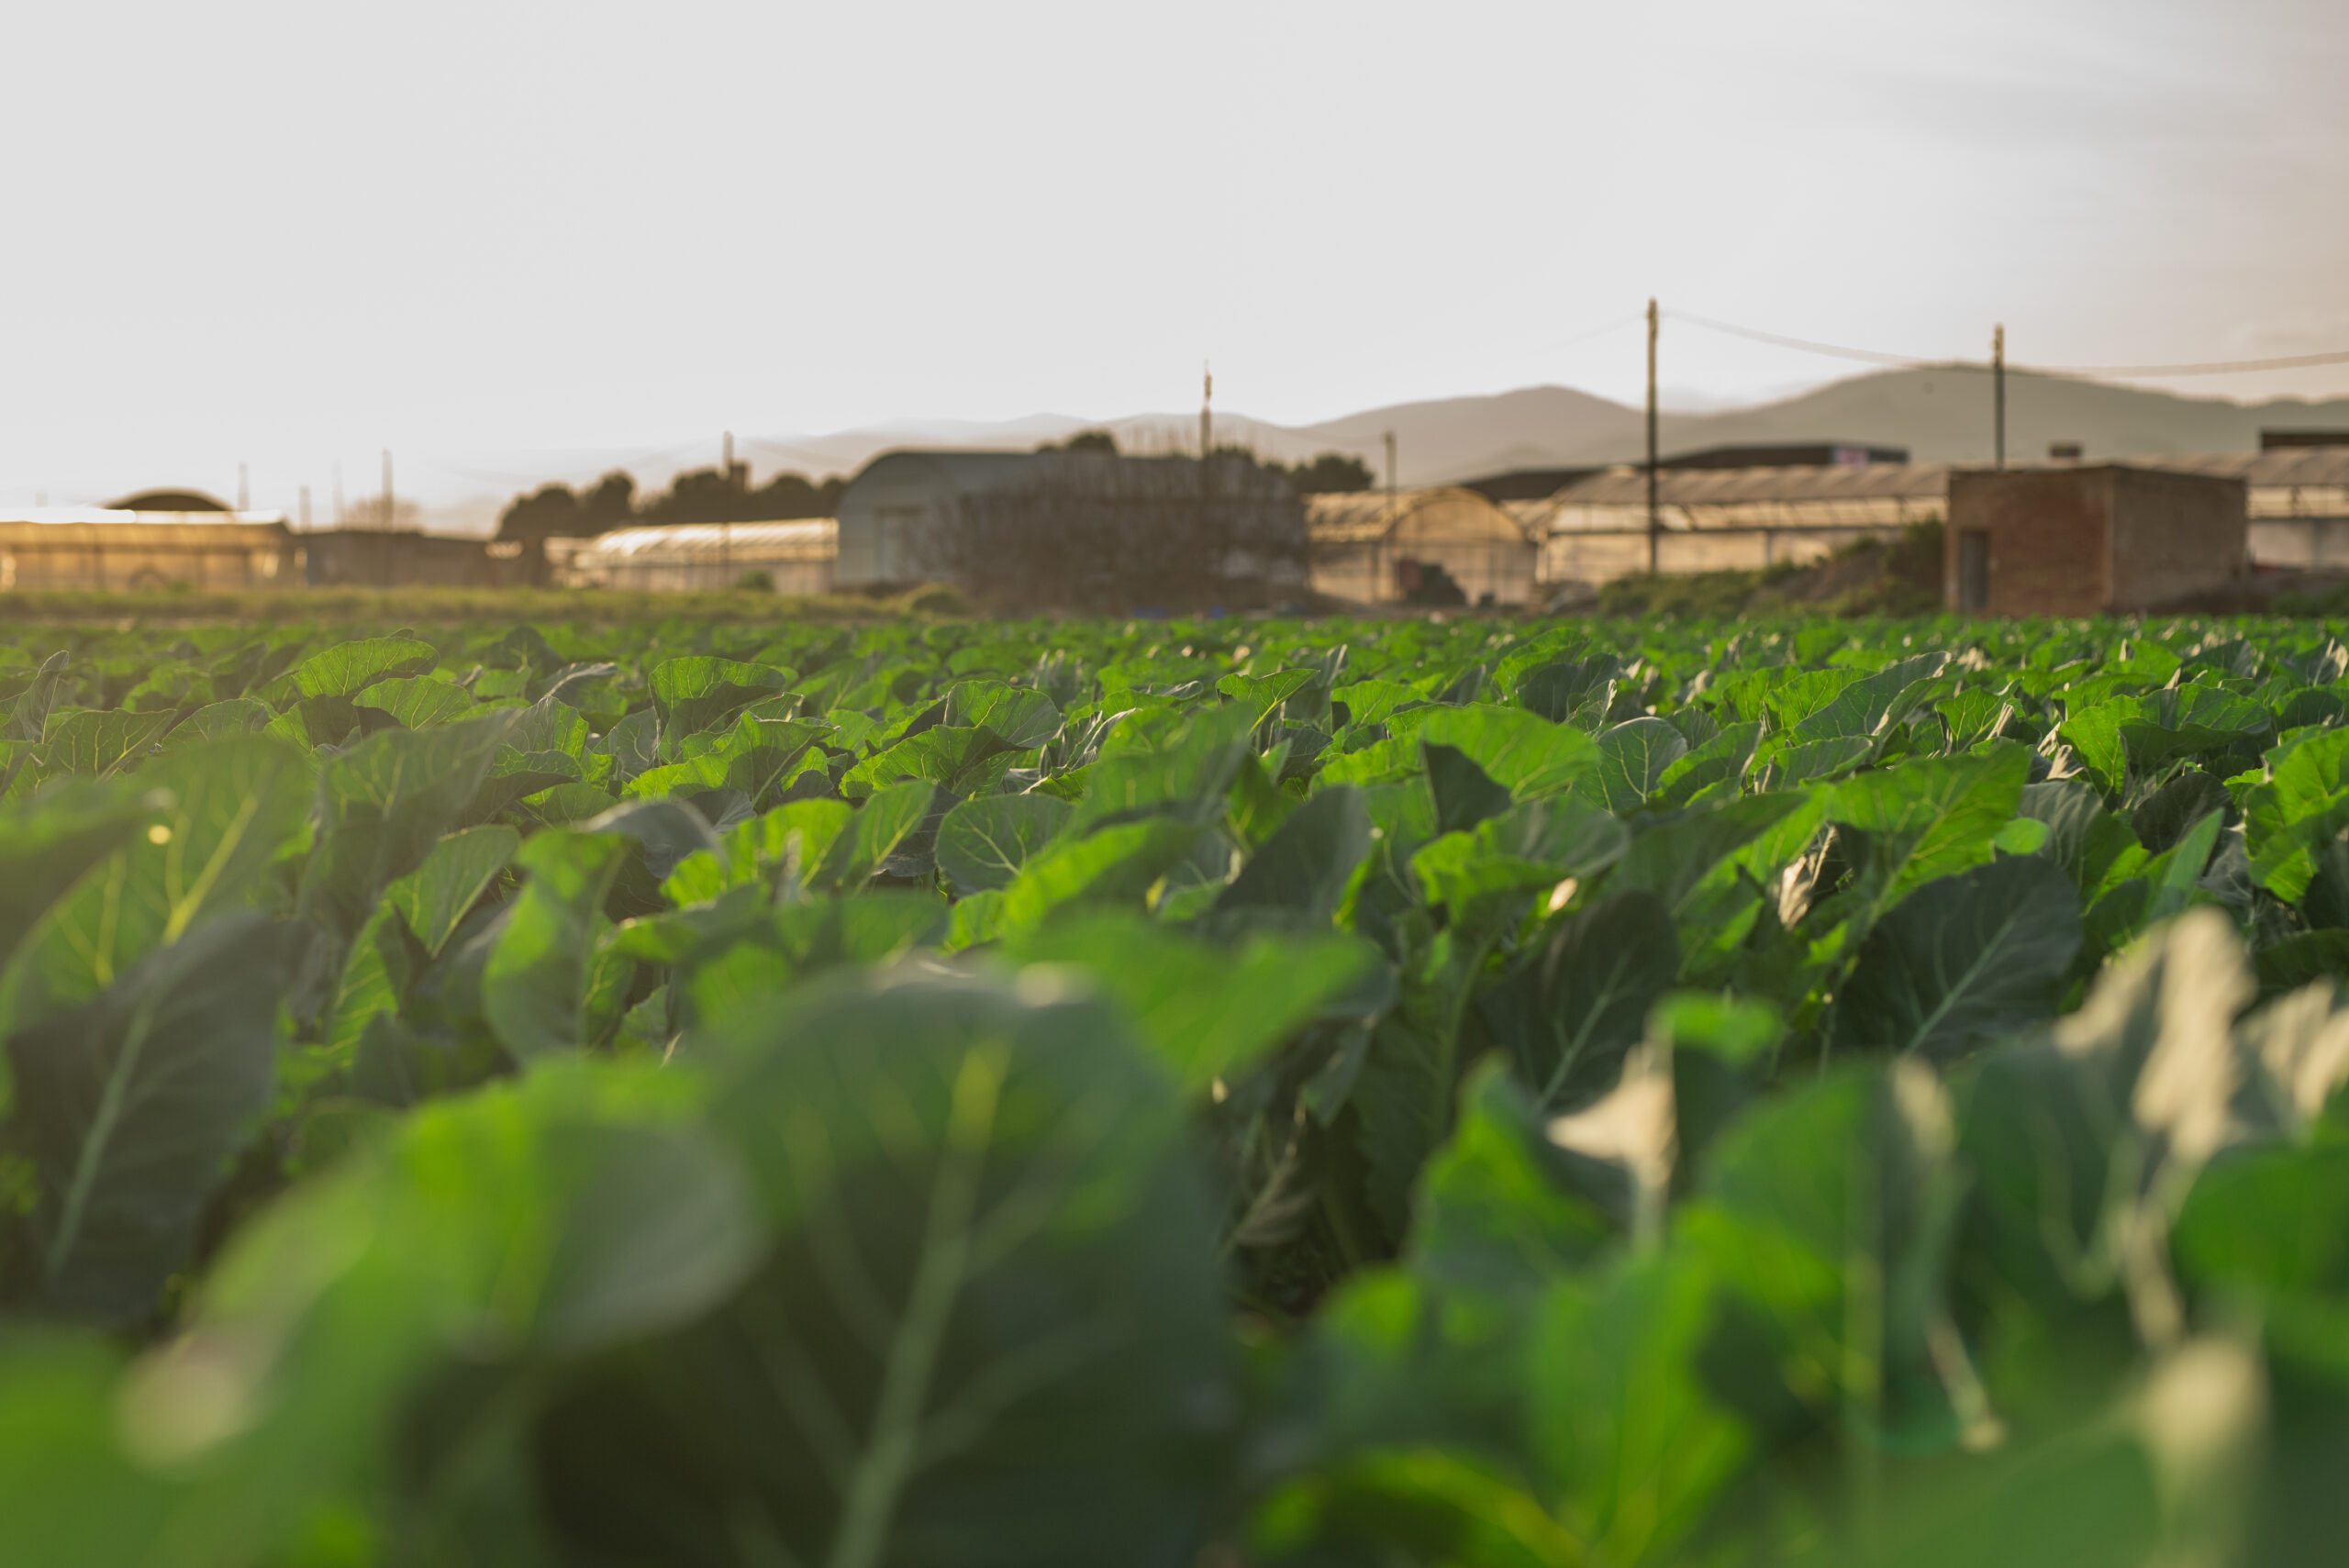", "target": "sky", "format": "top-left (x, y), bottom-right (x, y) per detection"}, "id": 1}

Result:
top-left (3, 0), bottom-right (2344, 522)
